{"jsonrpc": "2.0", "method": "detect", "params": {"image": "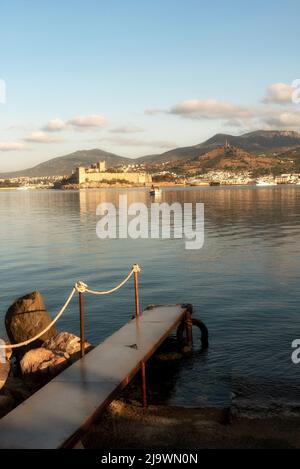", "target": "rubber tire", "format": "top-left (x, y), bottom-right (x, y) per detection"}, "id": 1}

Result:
top-left (177, 318), bottom-right (209, 350)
